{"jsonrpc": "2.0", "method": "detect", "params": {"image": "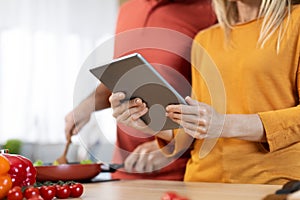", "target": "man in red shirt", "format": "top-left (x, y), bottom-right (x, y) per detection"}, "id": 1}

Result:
top-left (65, 0), bottom-right (216, 180)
